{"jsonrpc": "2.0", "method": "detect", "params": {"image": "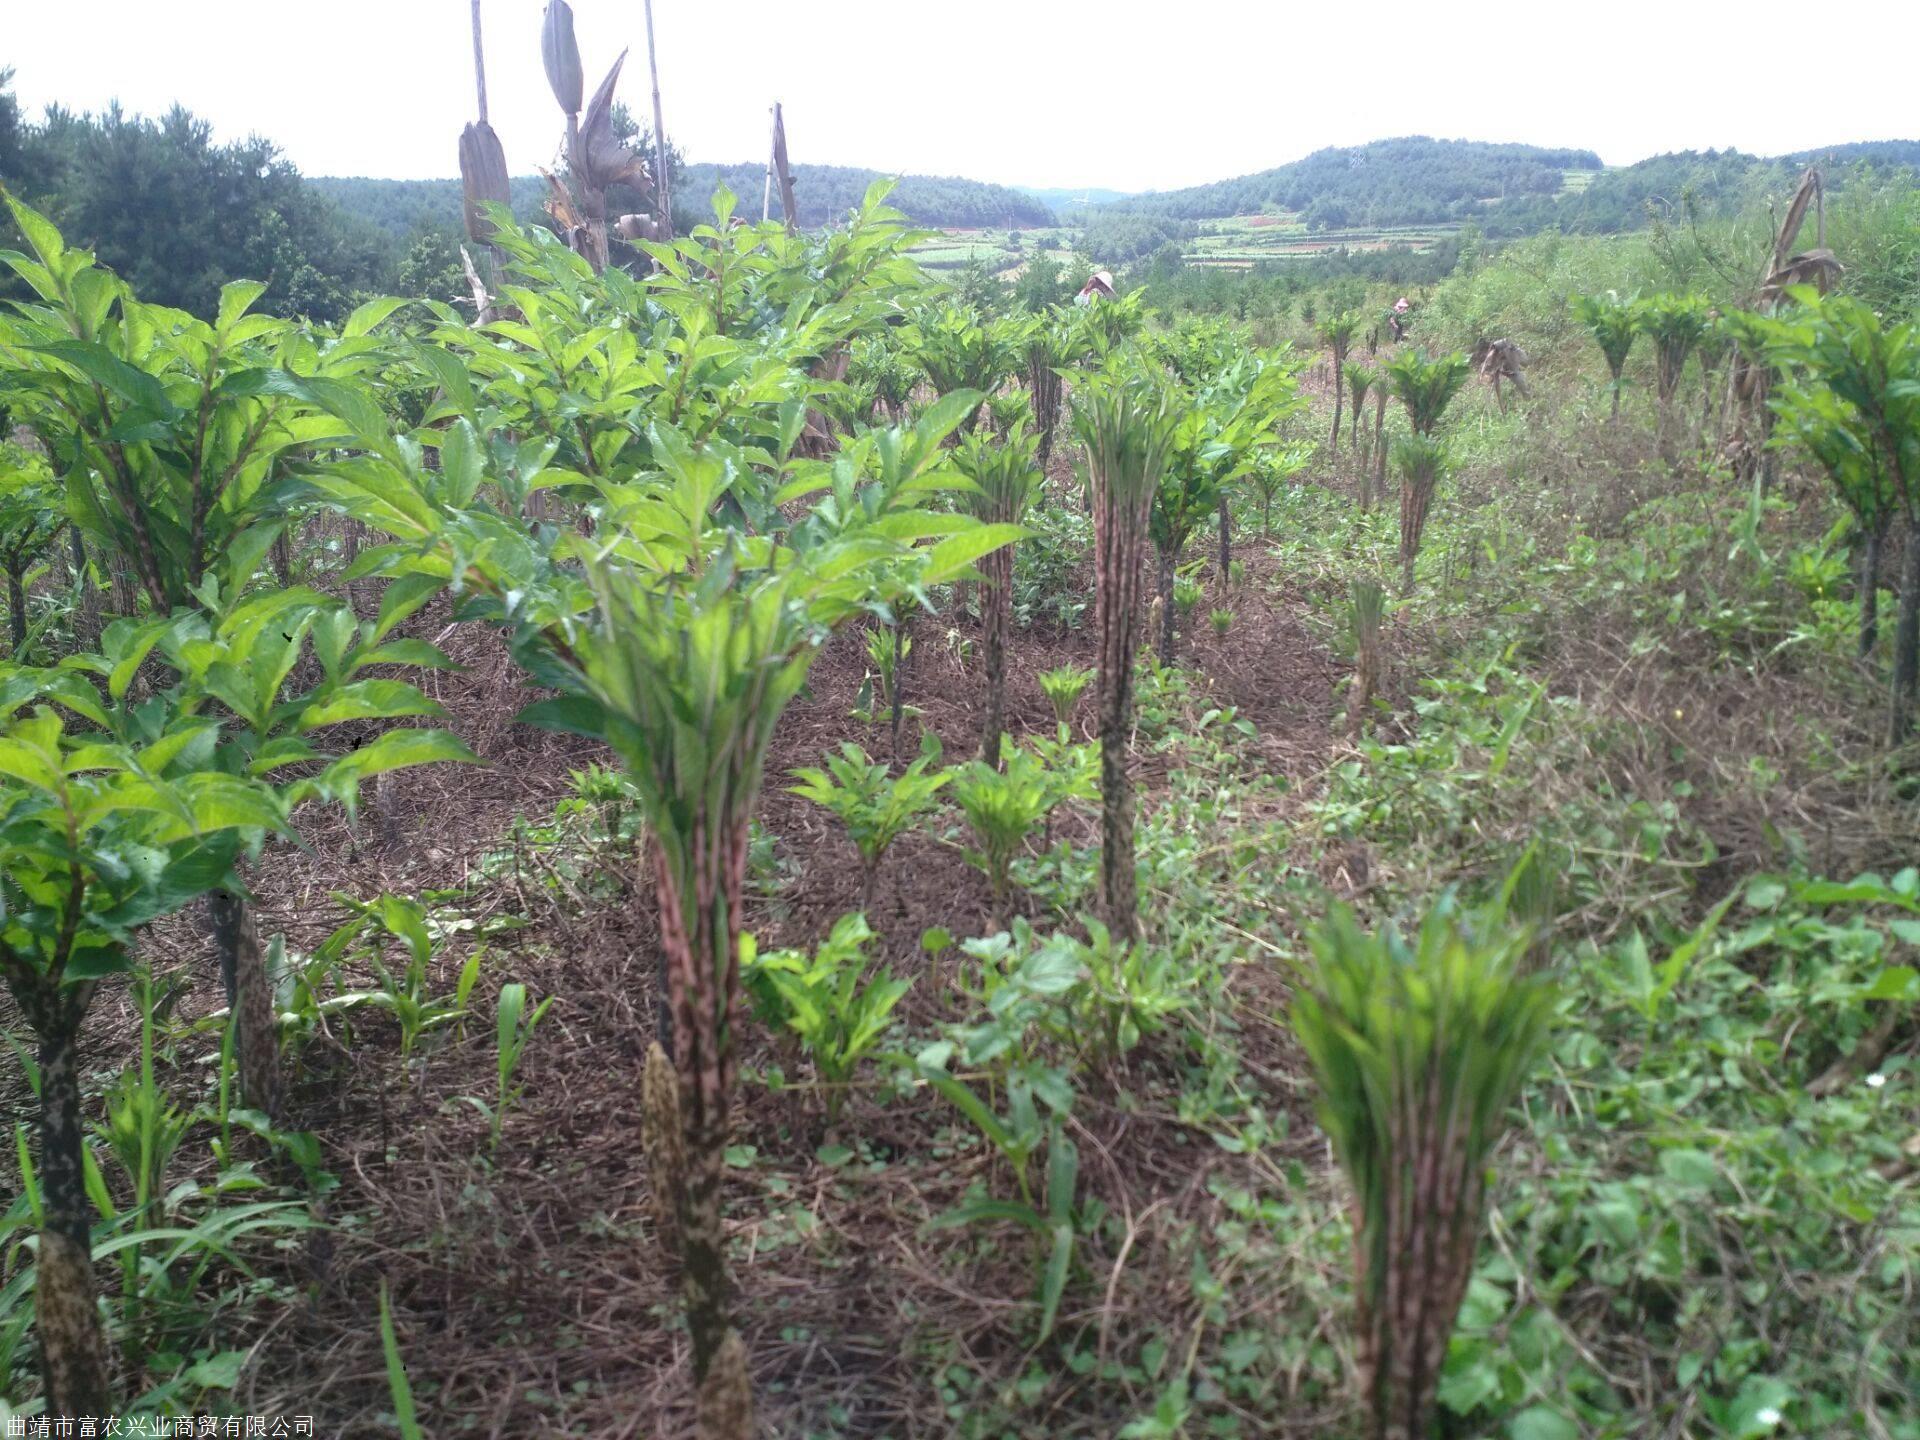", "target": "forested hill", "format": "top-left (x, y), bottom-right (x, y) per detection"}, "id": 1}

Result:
top-left (1481, 141), bottom-right (1920, 235)
top-left (1081, 134), bottom-right (1918, 242)
top-left (313, 163), bottom-right (1053, 237)
top-left (1096, 138), bottom-right (1604, 228)
top-left (1783, 139), bottom-right (1920, 167)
